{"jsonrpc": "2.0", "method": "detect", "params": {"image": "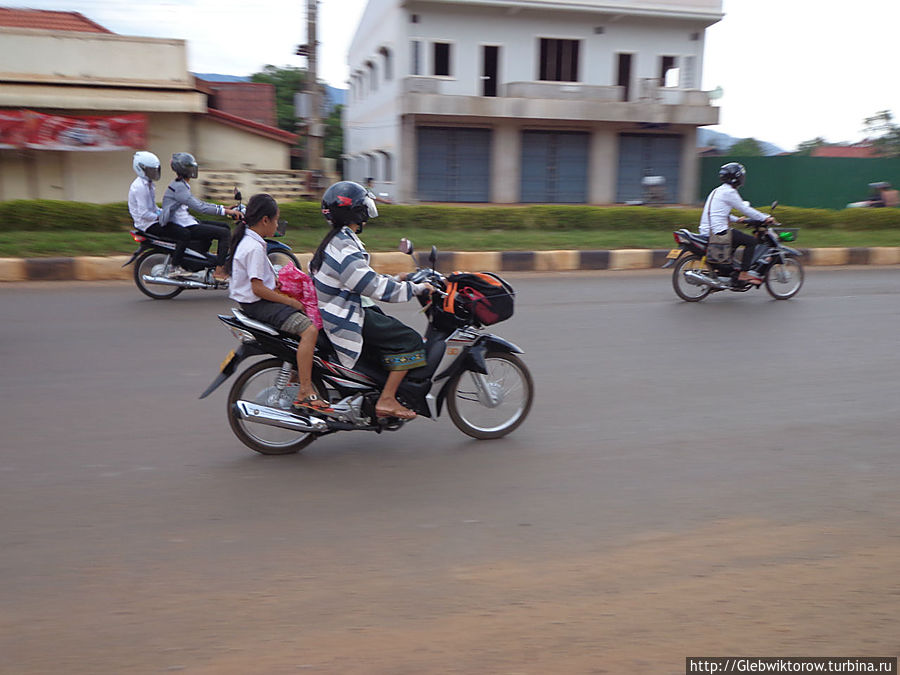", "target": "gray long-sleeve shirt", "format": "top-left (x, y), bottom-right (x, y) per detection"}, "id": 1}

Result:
top-left (160, 179), bottom-right (225, 227)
